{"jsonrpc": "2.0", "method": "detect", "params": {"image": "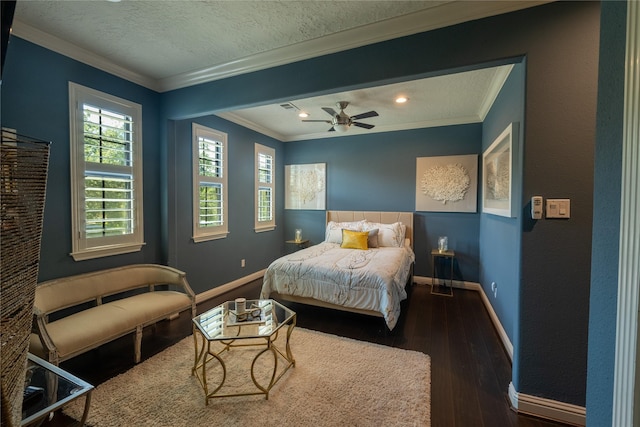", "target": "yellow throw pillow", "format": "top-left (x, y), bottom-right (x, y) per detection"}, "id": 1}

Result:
top-left (340, 229), bottom-right (369, 250)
